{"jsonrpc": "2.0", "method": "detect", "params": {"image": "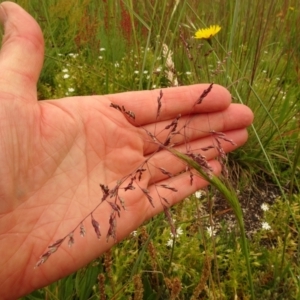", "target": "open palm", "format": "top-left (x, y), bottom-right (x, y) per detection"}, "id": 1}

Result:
top-left (0, 2), bottom-right (253, 299)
